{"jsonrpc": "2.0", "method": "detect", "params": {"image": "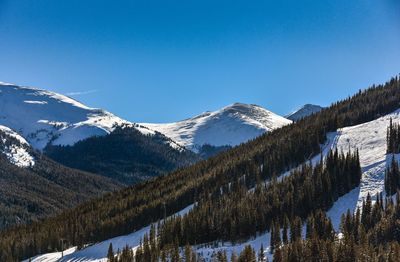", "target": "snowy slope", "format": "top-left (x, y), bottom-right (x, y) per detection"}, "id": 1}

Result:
top-left (25, 205), bottom-right (195, 262)
top-left (325, 109), bottom-right (400, 229)
top-left (286, 104), bottom-right (324, 121)
top-left (0, 125), bottom-right (35, 167)
top-left (0, 82), bottom-right (154, 150)
top-left (141, 103), bottom-right (292, 151)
